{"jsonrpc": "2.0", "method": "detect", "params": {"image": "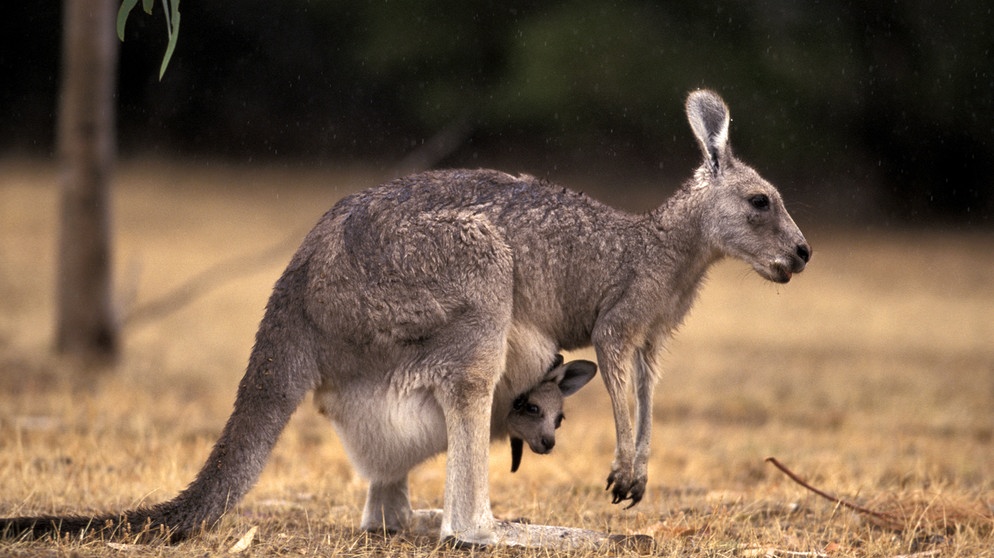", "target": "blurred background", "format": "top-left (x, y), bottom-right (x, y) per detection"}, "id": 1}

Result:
top-left (2, 0), bottom-right (992, 225)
